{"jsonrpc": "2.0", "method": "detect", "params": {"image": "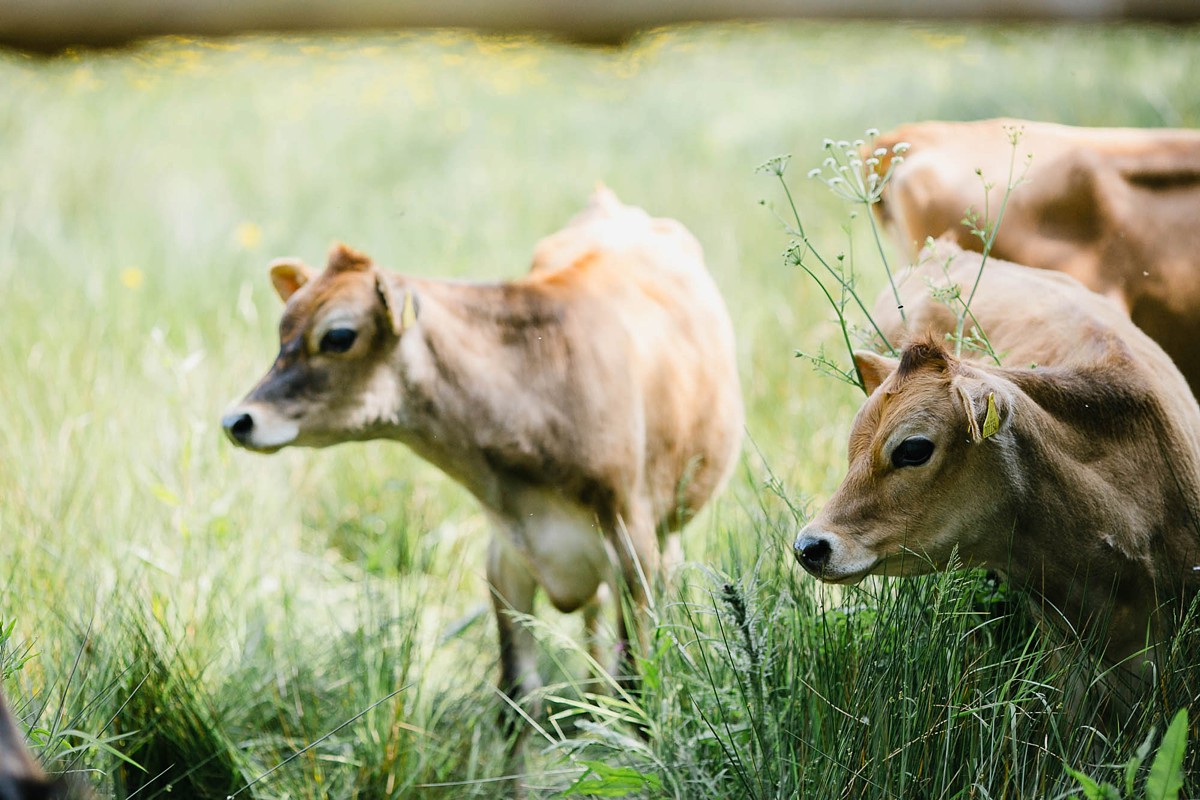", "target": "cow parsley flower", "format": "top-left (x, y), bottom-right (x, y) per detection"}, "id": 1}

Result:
top-left (755, 154), bottom-right (791, 177)
top-left (808, 127), bottom-right (909, 204)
